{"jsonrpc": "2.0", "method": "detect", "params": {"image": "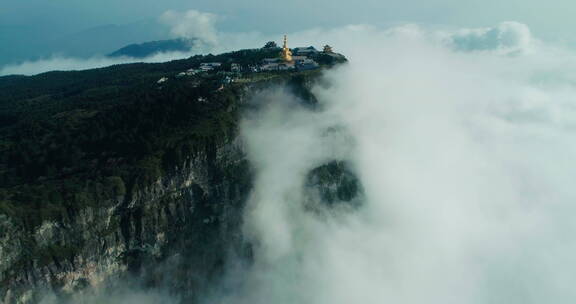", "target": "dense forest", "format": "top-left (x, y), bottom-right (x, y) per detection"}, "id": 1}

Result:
top-left (0, 47), bottom-right (345, 232)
